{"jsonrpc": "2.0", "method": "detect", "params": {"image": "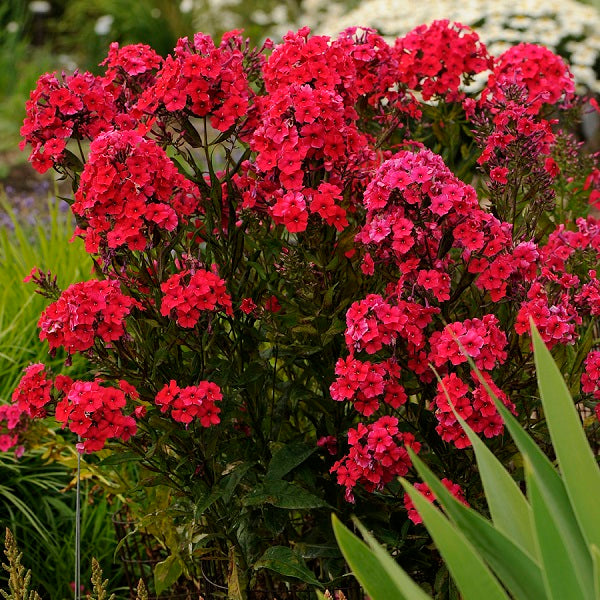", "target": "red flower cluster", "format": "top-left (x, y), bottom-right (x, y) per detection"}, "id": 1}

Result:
top-left (20, 71), bottom-right (116, 172)
top-left (102, 42), bottom-right (162, 83)
top-left (515, 218), bottom-right (600, 347)
top-left (395, 20), bottom-right (492, 102)
top-left (238, 27), bottom-right (394, 233)
top-left (433, 371), bottom-right (515, 447)
top-left (11, 363), bottom-right (53, 418)
top-left (355, 147), bottom-right (515, 303)
top-left (38, 280), bottom-right (140, 354)
top-left (155, 380), bottom-right (222, 427)
top-left (72, 129), bottom-right (200, 253)
top-left (0, 403), bottom-right (28, 453)
top-left (403, 478), bottom-right (469, 524)
top-left (486, 43), bottom-right (575, 113)
top-left (55, 379), bottom-right (137, 452)
top-left (160, 267), bottom-right (233, 328)
top-left (582, 351), bottom-right (600, 401)
top-left (429, 316), bottom-right (507, 371)
top-left (136, 31), bottom-right (250, 131)
top-left (101, 42), bottom-right (162, 115)
top-left (330, 416), bottom-right (421, 502)
top-left (330, 355), bottom-right (408, 416)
